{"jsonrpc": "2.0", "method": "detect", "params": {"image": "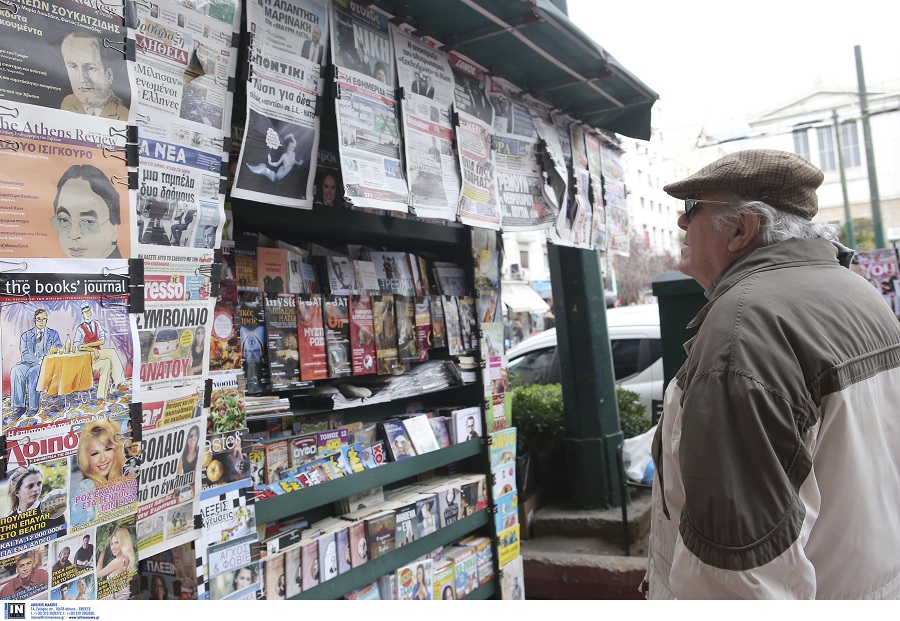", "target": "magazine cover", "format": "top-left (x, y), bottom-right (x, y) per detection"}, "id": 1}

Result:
top-left (317, 532), bottom-right (338, 583)
top-left (369, 251), bottom-right (416, 296)
top-left (393, 502), bottom-right (417, 548)
top-left (451, 406), bottom-right (483, 443)
top-left (372, 295), bottom-right (398, 375)
top-left (265, 295), bottom-right (305, 391)
top-left (430, 296), bottom-right (446, 348)
top-left (434, 265), bottom-right (467, 296)
top-left (209, 284), bottom-right (242, 375)
top-left (135, 255), bottom-right (216, 392)
top-left (497, 524), bottom-right (521, 569)
top-left (353, 260), bottom-right (379, 295)
top-left (413, 298), bottom-right (432, 358)
top-left (394, 295), bottom-right (418, 363)
top-left (349, 295), bottom-right (376, 375)
top-left (416, 495), bottom-right (439, 538)
top-left (139, 542), bottom-right (199, 600)
top-left (0, 457), bottom-right (69, 562)
top-left (365, 511), bottom-right (396, 560)
top-left (296, 294), bottom-right (328, 381)
top-left (448, 546), bottom-right (477, 598)
top-left (316, 429), bottom-right (349, 459)
top-left (235, 232), bottom-right (260, 292)
top-left (264, 440), bottom-right (290, 486)
top-left (429, 417), bottom-right (451, 449)
top-left (490, 428), bottom-right (517, 470)
top-left (325, 256), bottom-right (355, 296)
top-left (396, 558), bottom-right (433, 600)
top-left (208, 561), bottom-right (260, 600)
top-left (200, 429), bottom-right (253, 498)
top-left (262, 550), bottom-right (286, 600)
top-left (136, 412), bottom-right (205, 558)
top-left (442, 295), bottom-right (463, 355)
top-left (494, 490), bottom-right (519, 534)
top-left (457, 296), bottom-right (477, 351)
top-left (492, 462), bottom-right (517, 501)
top-left (323, 295), bottom-right (351, 378)
top-left (1, 260), bottom-right (134, 440)
top-left (403, 415), bottom-right (440, 455)
top-left (855, 248), bottom-right (900, 315)
top-left (359, 442), bottom-right (386, 470)
top-left (208, 373), bottom-right (247, 436)
top-left (499, 554), bottom-right (525, 600)
top-left (379, 420), bottom-right (416, 461)
top-left (433, 558), bottom-right (455, 600)
top-left (0, 544), bottom-right (50, 600)
top-left (90, 516), bottom-right (139, 600)
top-left (238, 291), bottom-right (270, 394)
